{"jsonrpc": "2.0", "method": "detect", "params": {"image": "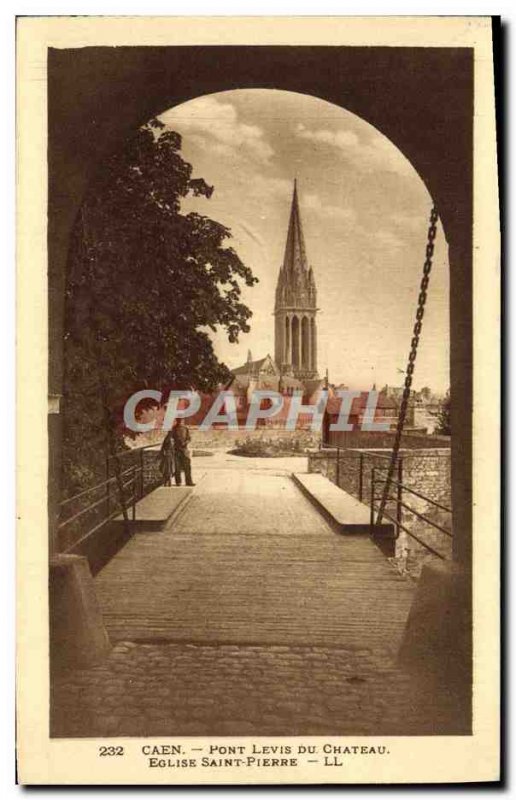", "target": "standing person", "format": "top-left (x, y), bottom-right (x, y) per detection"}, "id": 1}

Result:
top-left (159, 430), bottom-right (176, 487)
top-left (172, 418), bottom-right (195, 486)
